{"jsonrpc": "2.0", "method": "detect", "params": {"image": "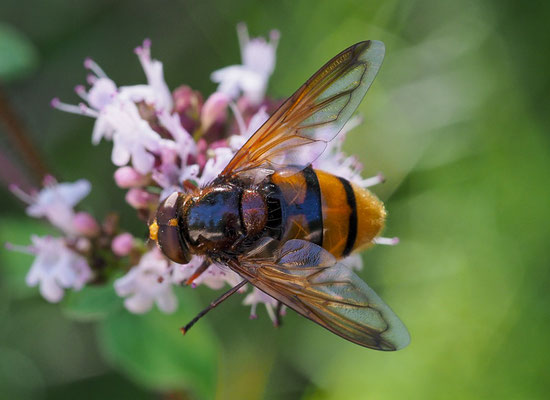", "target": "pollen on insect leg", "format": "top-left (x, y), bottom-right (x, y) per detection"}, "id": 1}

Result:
top-left (373, 236), bottom-right (400, 246)
top-left (361, 173), bottom-right (385, 188)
